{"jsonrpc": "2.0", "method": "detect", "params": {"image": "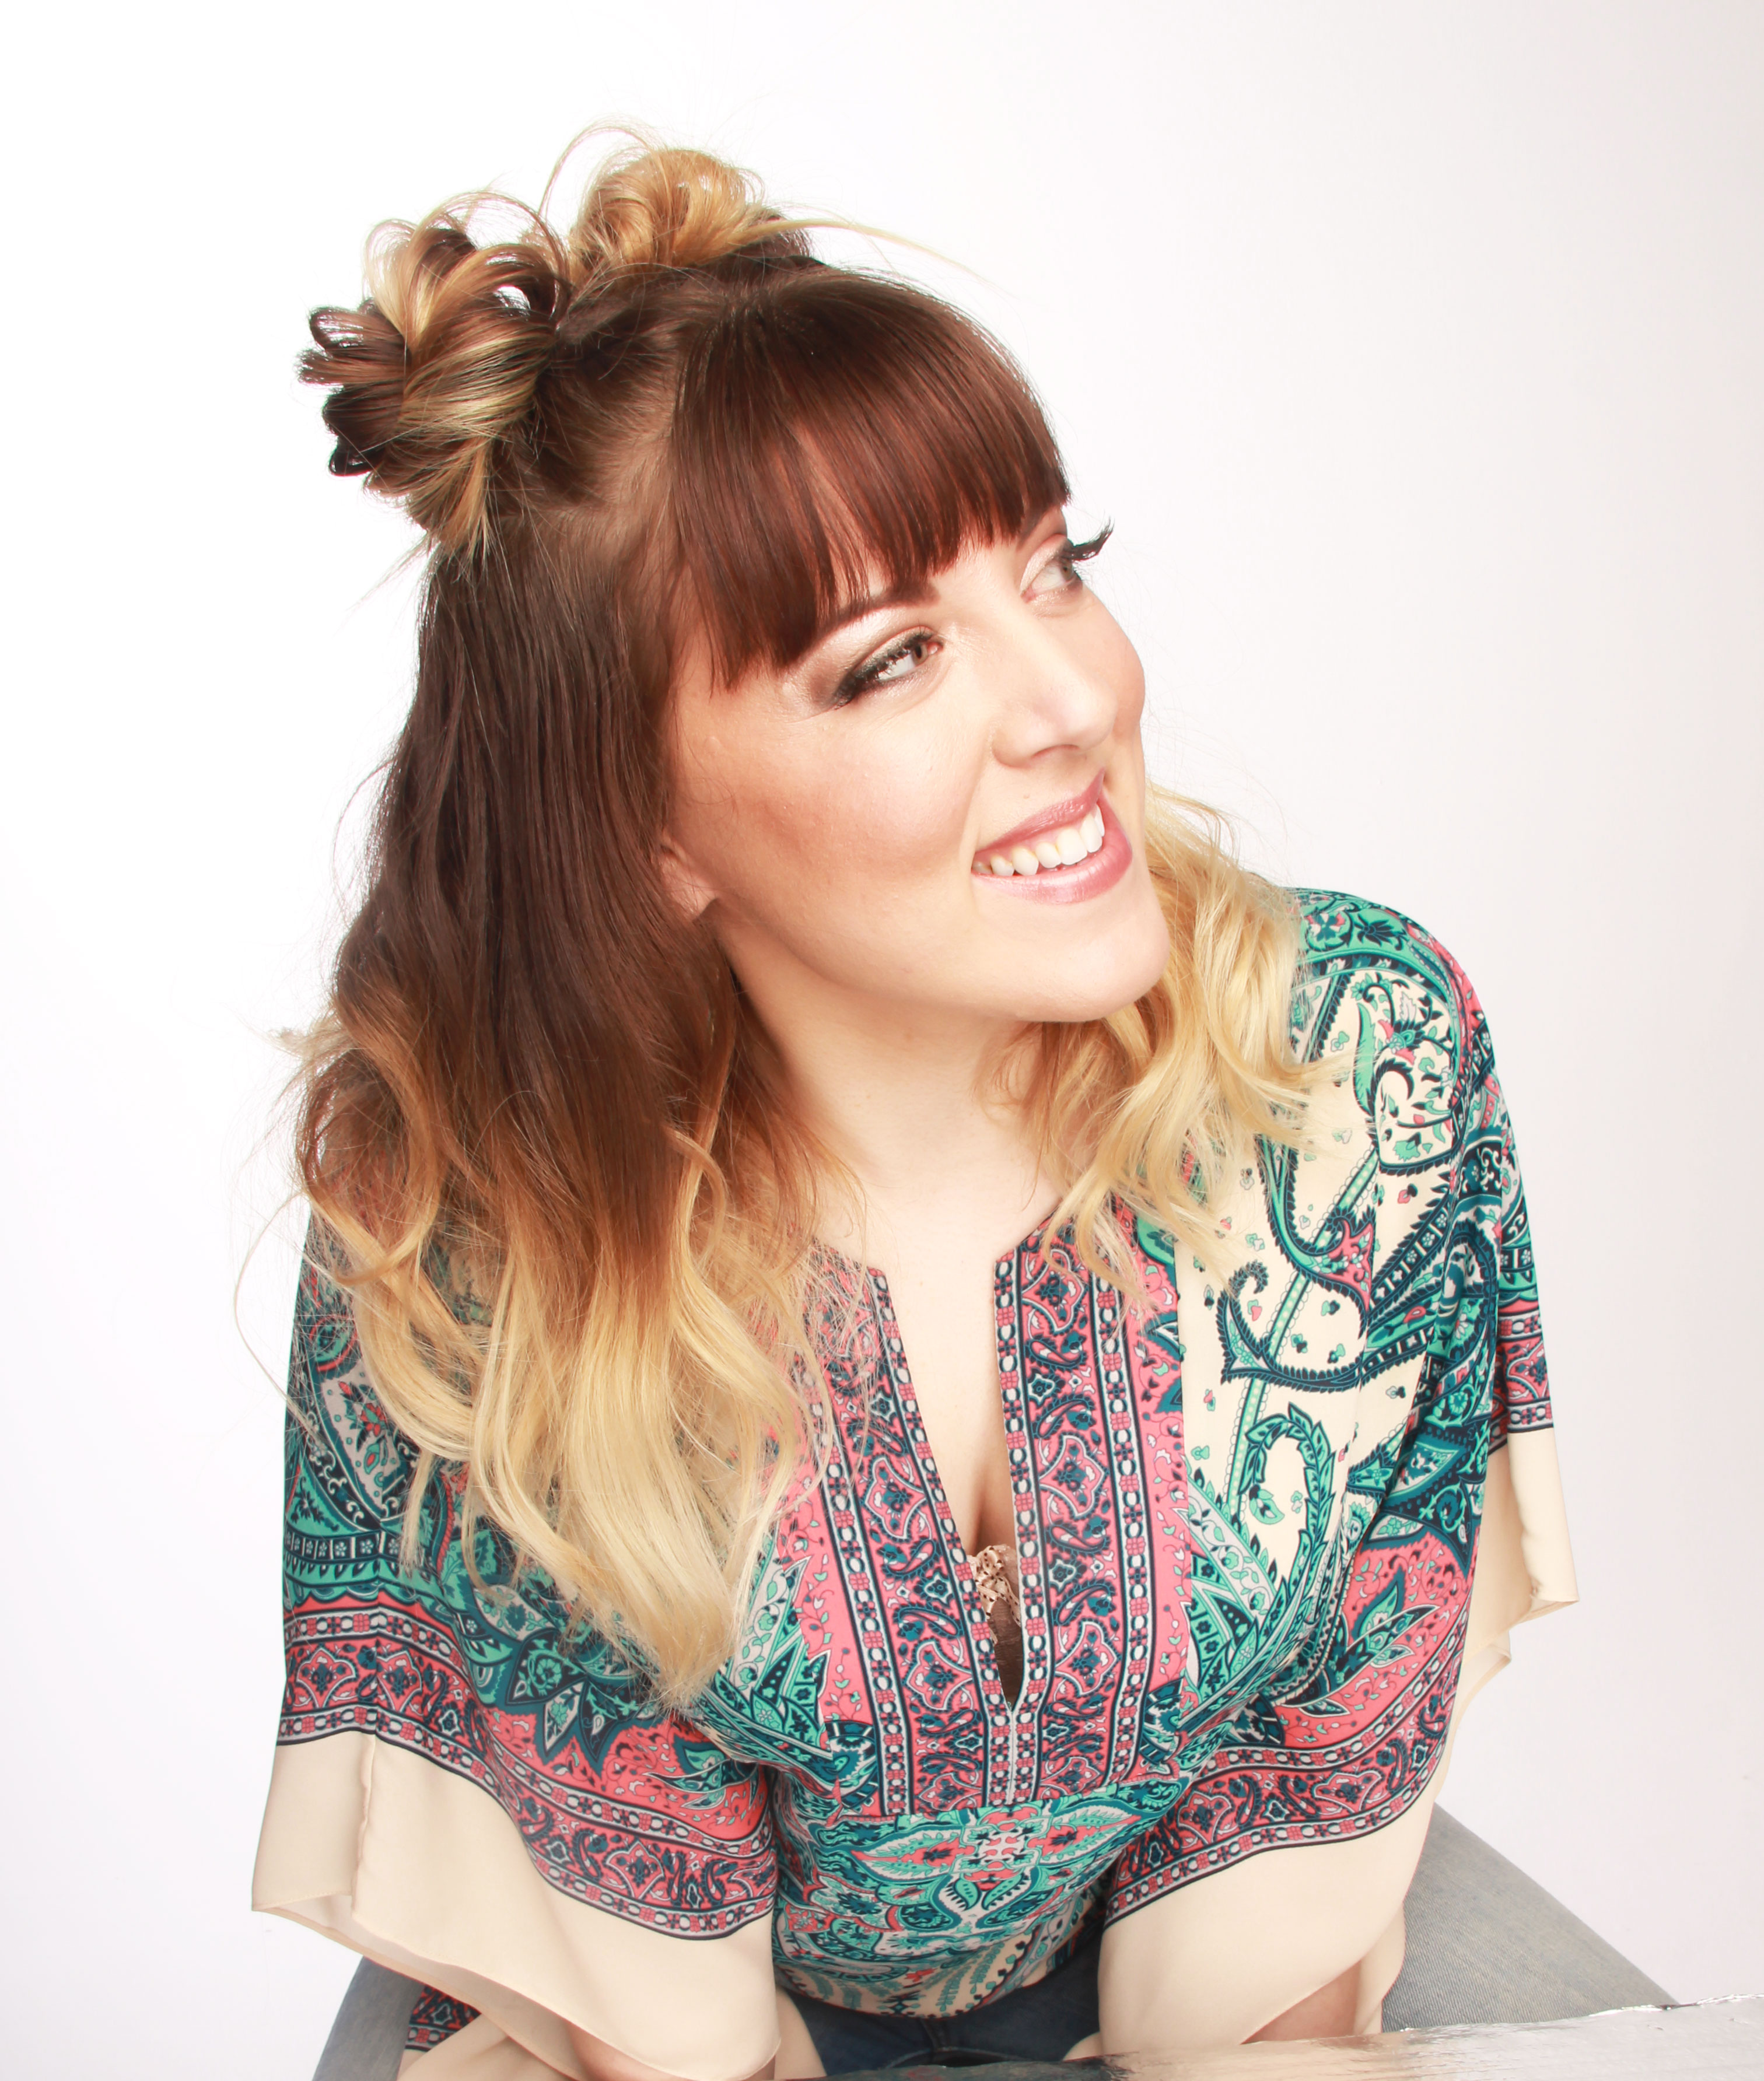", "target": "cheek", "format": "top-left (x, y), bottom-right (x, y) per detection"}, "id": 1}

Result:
top-left (795, 758), bottom-right (963, 880)
top-left (684, 727), bottom-right (972, 910)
